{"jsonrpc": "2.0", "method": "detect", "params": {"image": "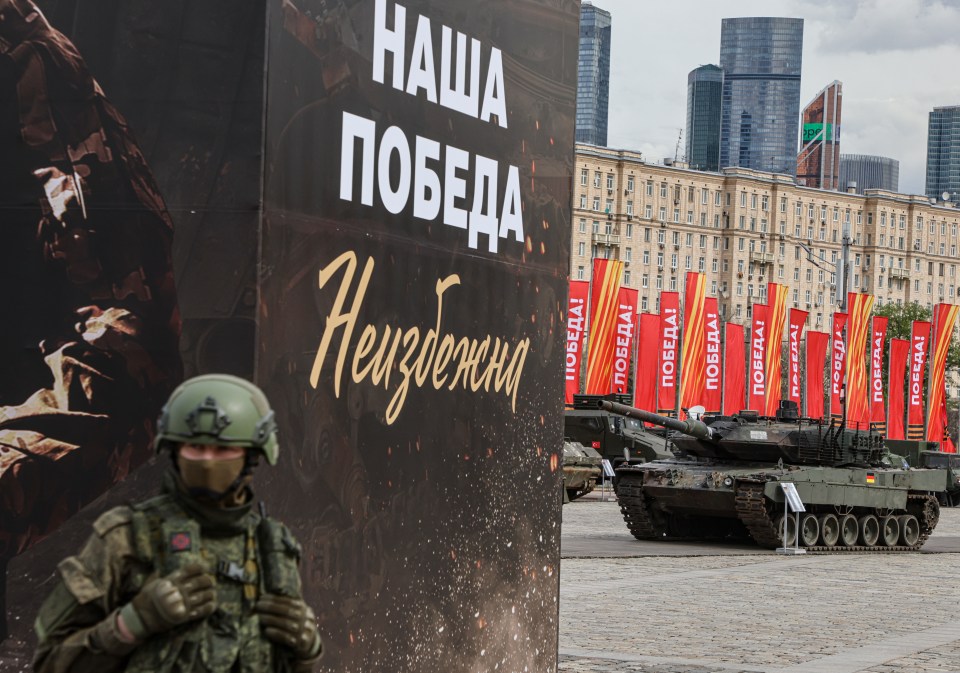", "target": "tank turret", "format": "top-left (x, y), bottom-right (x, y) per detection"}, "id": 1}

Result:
top-left (599, 399), bottom-right (889, 467)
